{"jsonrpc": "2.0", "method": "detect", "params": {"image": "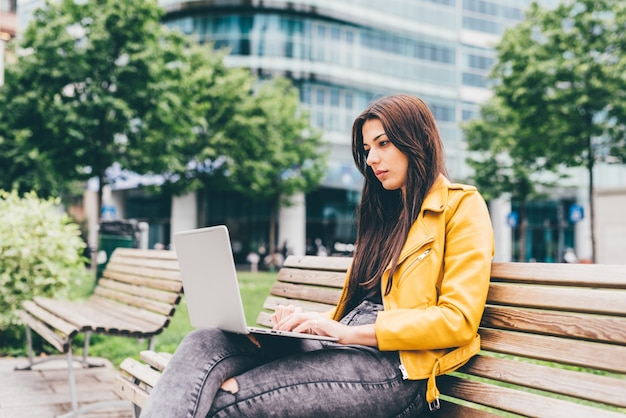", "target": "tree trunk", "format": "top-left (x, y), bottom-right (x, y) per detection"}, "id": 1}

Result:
top-left (97, 173), bottom-right (104, 224)
top-left (94, 171), bottom-right (105, 254)
top-left (587, 137), bottom-right (596, 263)
top-left (518, 200), bottom-right (528, 262)
top-left (268, 195), bottom-right (279, 256)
